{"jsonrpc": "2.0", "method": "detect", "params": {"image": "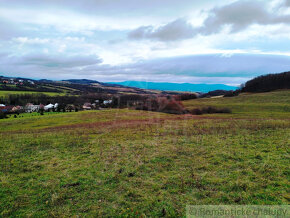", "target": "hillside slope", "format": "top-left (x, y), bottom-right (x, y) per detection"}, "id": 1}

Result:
top-left (0, 90), bottom-right (289, 216)
top-left (109, 81), bottom-right (237, 92)
top-left (183, 90), bottom-right (290, 117)
top-left (0, 76), bottom-right (160, 95)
